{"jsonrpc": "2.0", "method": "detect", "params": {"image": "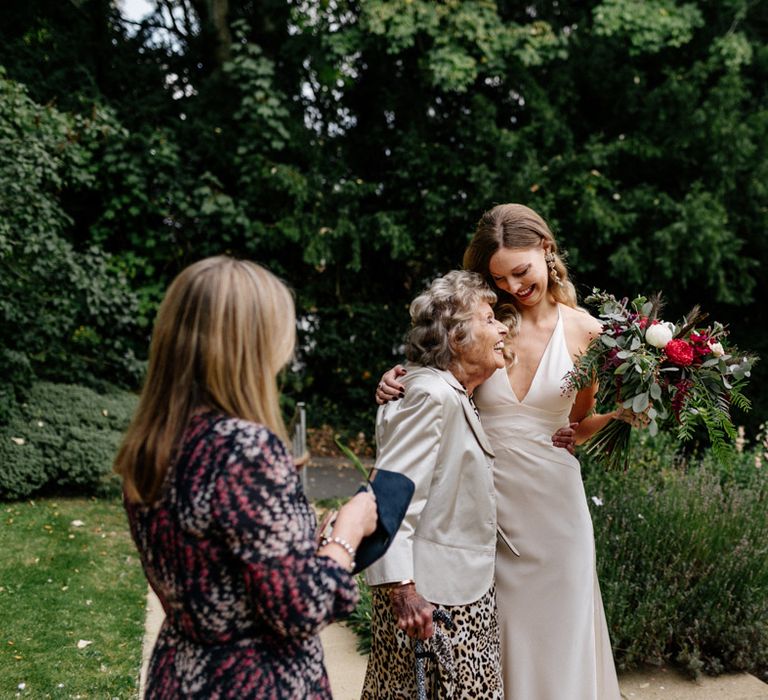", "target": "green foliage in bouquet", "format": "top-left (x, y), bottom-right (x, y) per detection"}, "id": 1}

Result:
top-left (565, 290), bottom-right (757, 469)
top-left (334, 436), bottom-right (373, 482)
